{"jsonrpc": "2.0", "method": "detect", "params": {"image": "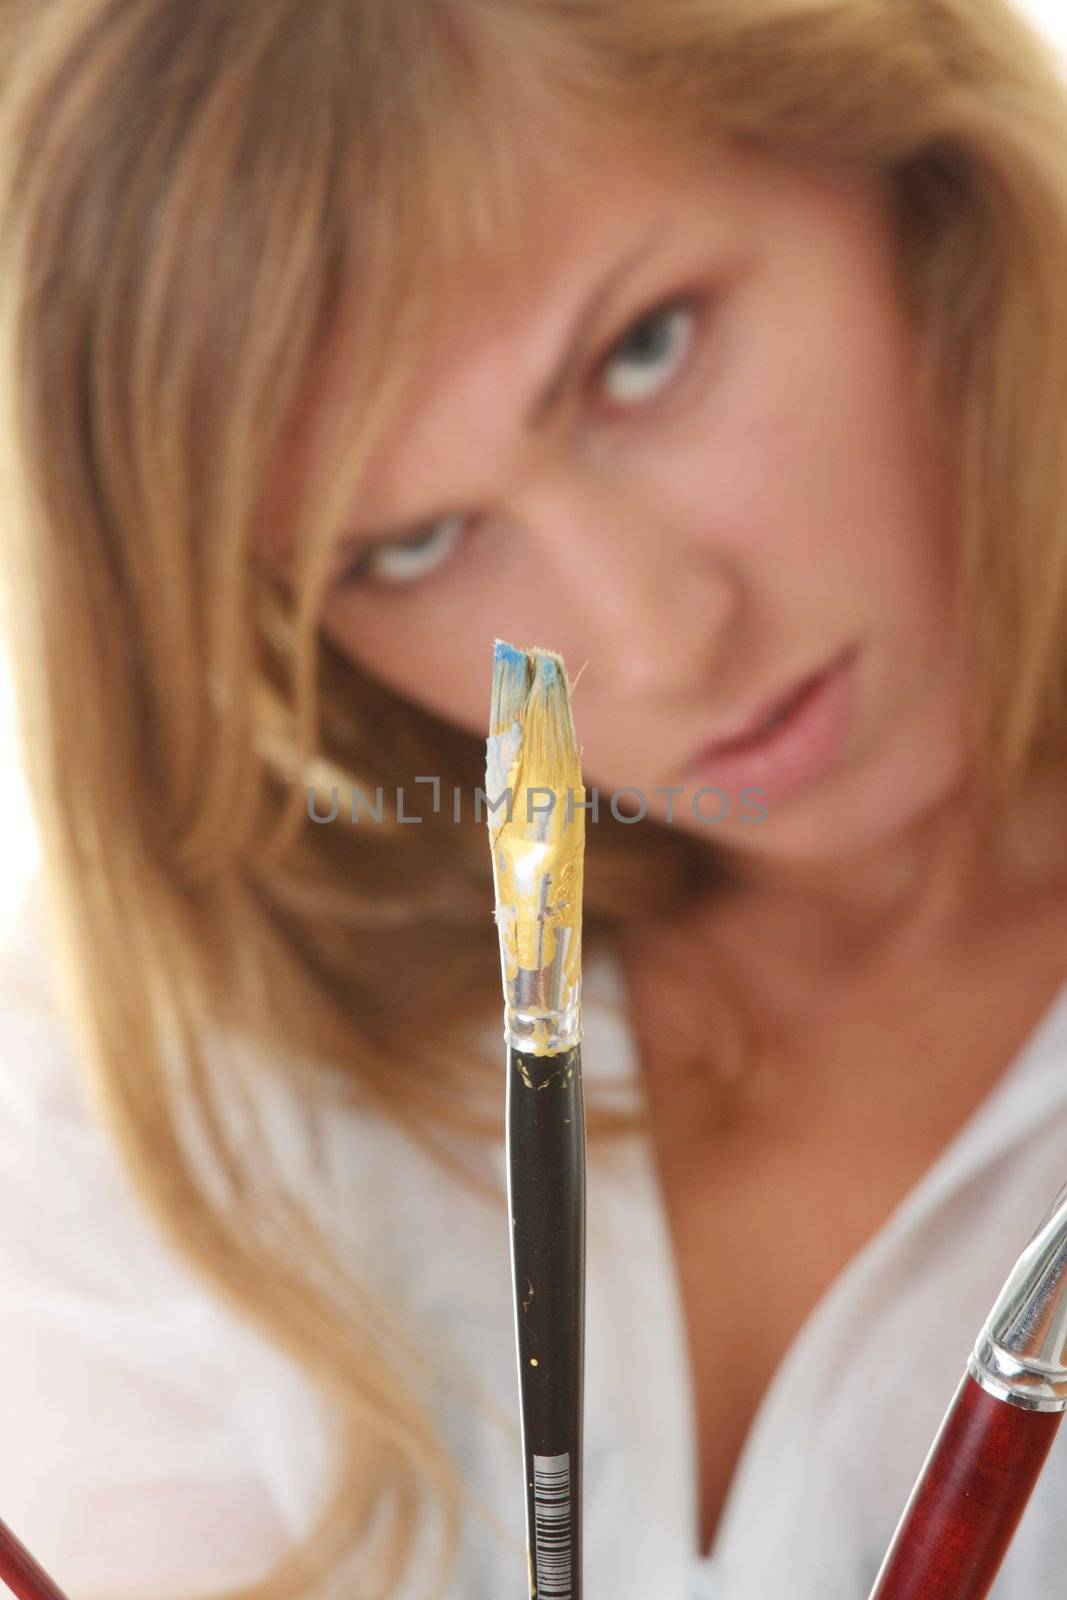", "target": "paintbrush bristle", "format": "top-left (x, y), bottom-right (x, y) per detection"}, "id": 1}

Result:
top-left (489, 639), bottom-right (582, 797)
top-left (489, 639), bottom-right (530, 741)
